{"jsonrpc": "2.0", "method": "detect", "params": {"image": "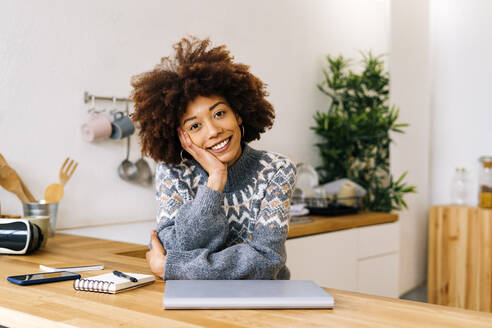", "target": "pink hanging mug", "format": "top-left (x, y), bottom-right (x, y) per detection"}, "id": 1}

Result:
top-left (81, 112), bottom-right (112, 142)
